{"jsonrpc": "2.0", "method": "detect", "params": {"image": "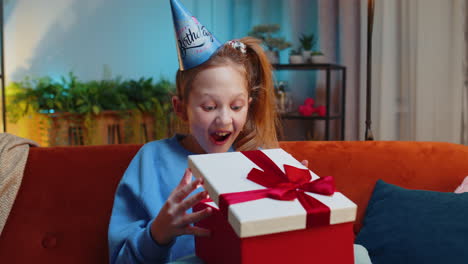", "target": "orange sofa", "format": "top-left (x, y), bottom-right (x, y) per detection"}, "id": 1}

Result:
top-left (0, 141), bottom-right (467, 263)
